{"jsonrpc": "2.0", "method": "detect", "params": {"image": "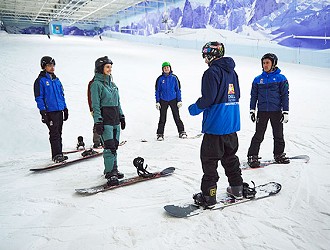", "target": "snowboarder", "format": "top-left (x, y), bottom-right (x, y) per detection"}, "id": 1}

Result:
top-left (188, 42), bottom-right (244, 207)
top-left (247, 53), bottom-right (290, 168)
top-left (33, 56), bottom-right (69, 163)
top-left (90, 56), bottom-right (125, 185)
top-left (155, 61), bottom-right (186, 140)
